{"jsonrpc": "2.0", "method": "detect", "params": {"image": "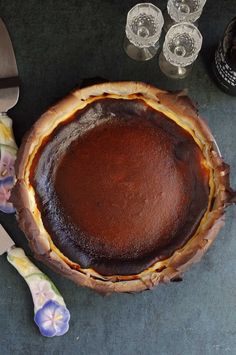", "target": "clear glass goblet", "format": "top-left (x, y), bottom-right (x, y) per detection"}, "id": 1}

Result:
top-left (124, 3), bottom-right (164, 61)
top-left (159, 22), bottom-right (203, 79)
top-left (164, 0), bottom-right (207, 32)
